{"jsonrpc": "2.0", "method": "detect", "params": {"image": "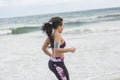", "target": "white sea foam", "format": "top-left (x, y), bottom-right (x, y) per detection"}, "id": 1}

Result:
top-left (0, 29), bottom-right (11, 35)
top-left (63, 20), bottom-right (120, 35)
